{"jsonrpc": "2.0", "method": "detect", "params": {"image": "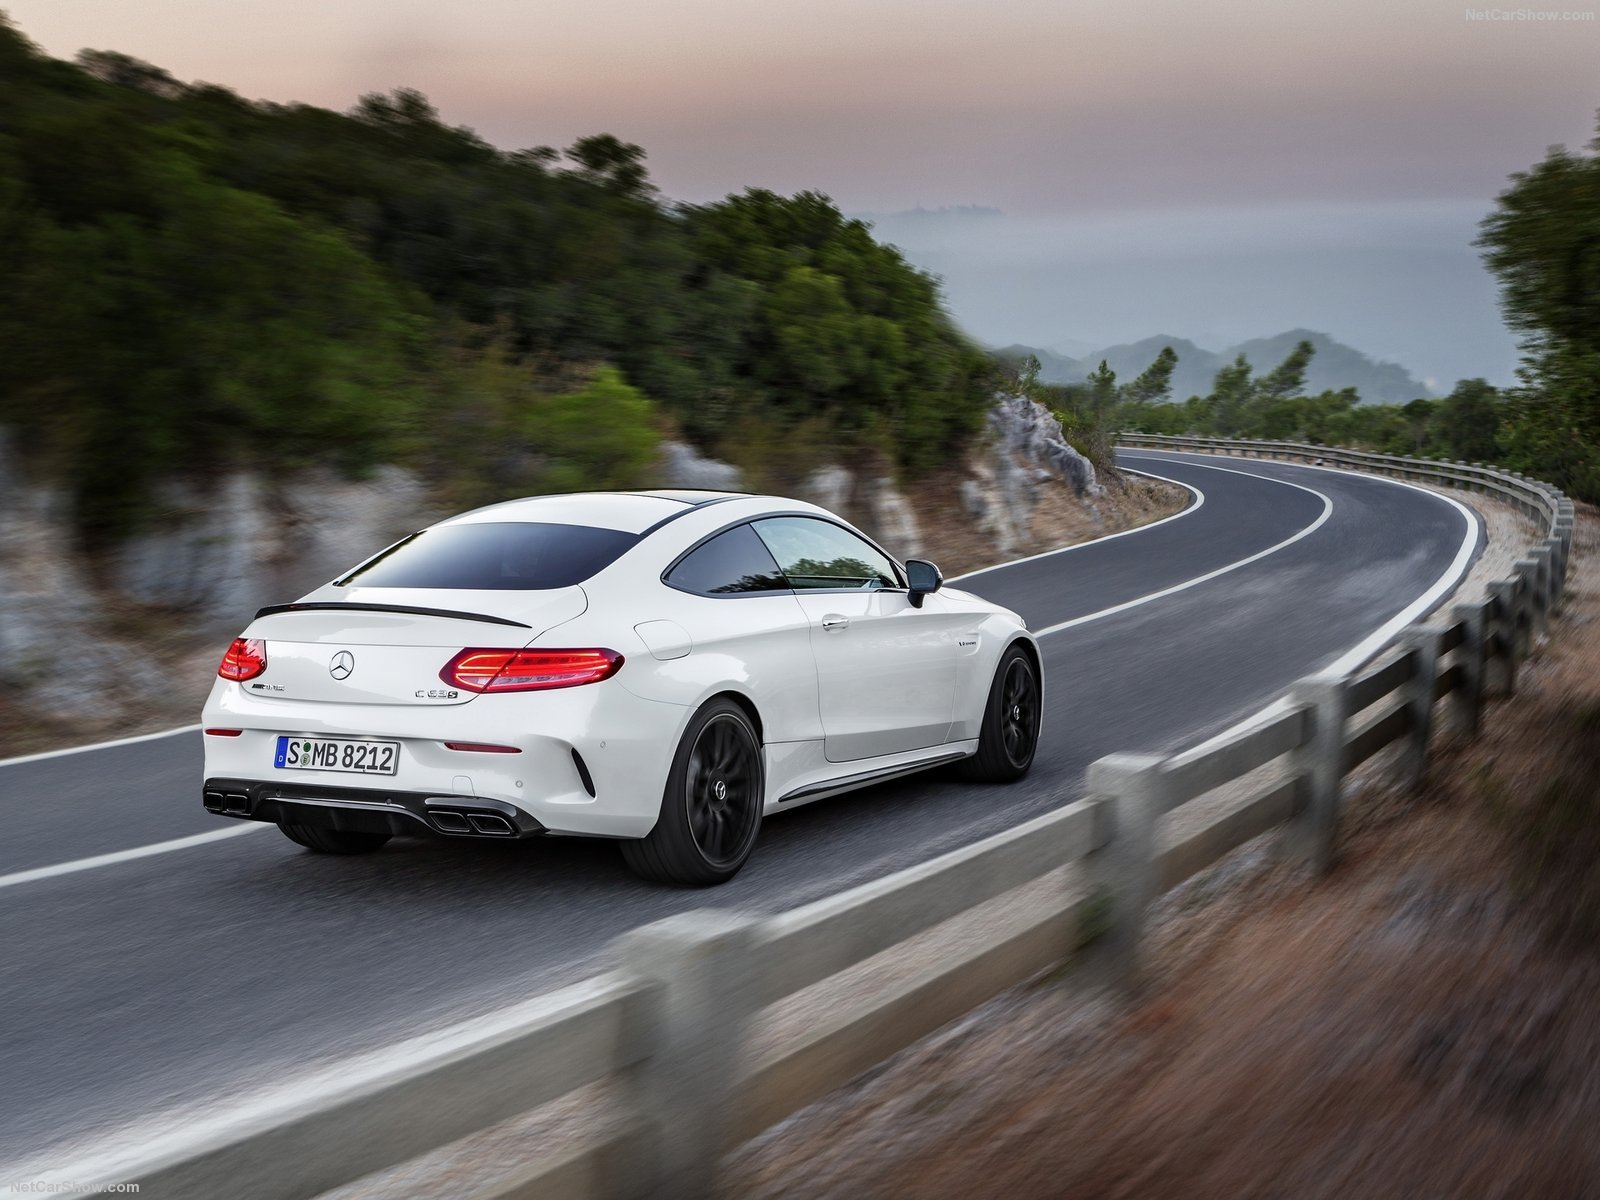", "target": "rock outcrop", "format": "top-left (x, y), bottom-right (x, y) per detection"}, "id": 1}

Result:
top-left (960, 393), bottom-right (1102, 555)
top-left (112, 466), bottom-right (432, 623)
top-left (657, 441), bottom-right (743, 491)
top-left (988, 392), bottom-right (1099, 497)
top-left (0, 437), bottom-right (115, 719)
top-left (0, 438), bottom-right (431, 719)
